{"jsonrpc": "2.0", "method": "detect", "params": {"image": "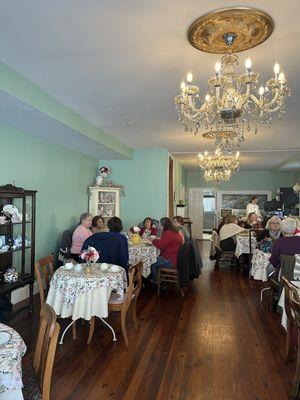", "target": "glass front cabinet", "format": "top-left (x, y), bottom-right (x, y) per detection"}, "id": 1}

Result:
top-left (88, 186), bottom-right (121, 223)
top-left (0, 184), bottom-right (36, 321)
